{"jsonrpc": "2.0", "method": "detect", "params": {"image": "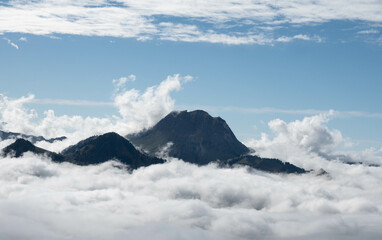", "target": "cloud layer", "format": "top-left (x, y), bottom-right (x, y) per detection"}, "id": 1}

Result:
top-left (1, 0), bottom-right (382, 44)
top-left (0, 153), bottom-right (381, 240)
